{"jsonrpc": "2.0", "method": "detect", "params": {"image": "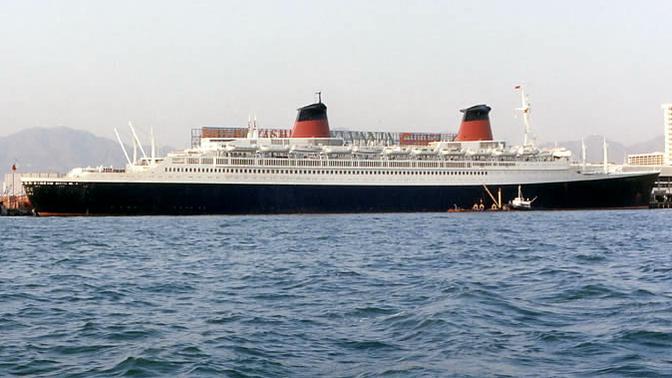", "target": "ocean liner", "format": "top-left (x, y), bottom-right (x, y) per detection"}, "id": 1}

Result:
top-left (23, 89), bottom-right (658, 215)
